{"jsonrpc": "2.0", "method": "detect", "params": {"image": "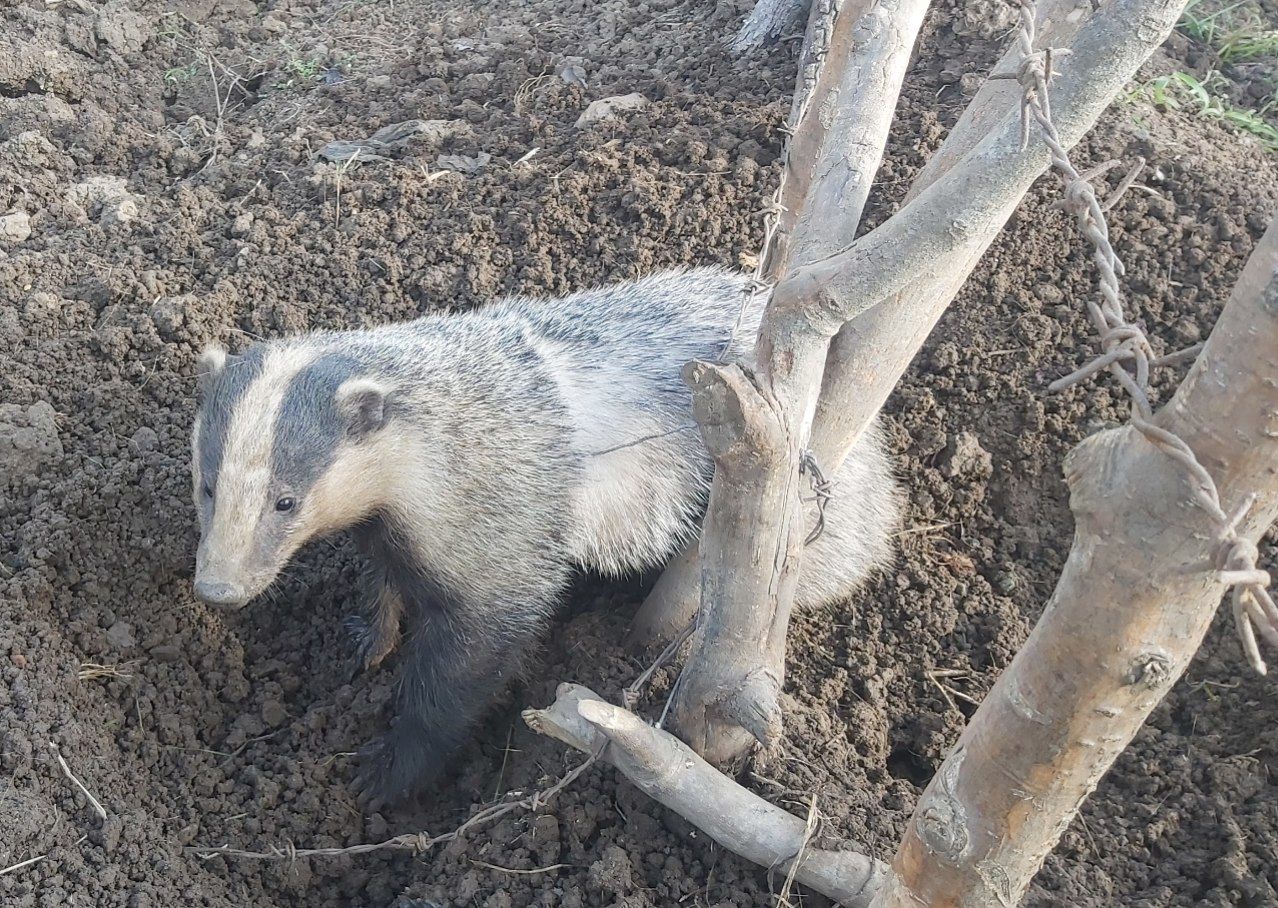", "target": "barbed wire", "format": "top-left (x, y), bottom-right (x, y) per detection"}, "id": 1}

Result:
top-left (1008, 0), bottom-right (1278, 672)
